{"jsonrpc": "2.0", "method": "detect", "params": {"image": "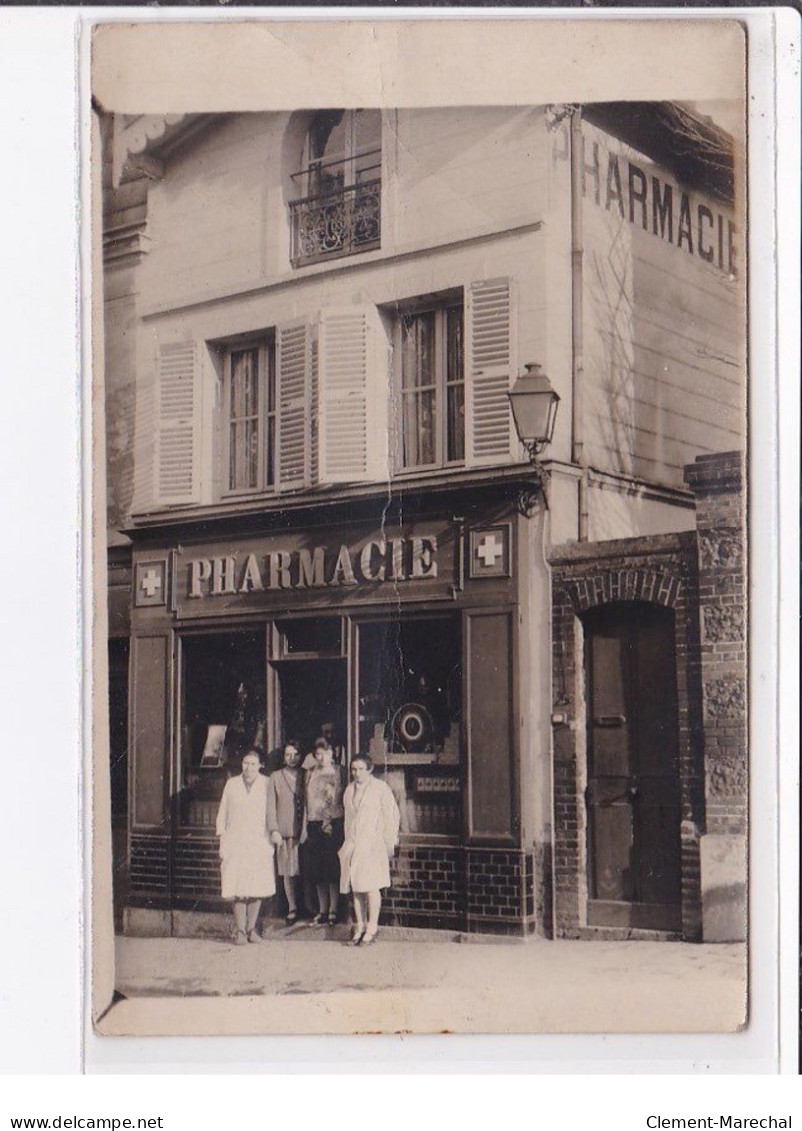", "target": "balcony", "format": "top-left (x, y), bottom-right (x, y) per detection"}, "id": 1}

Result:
top-left (289, 175), bottom-right (381, 268)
